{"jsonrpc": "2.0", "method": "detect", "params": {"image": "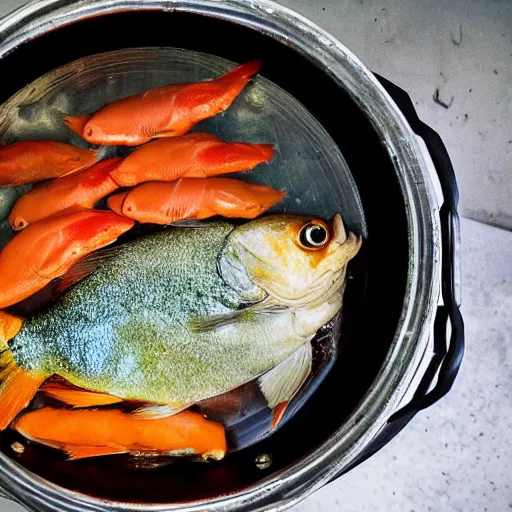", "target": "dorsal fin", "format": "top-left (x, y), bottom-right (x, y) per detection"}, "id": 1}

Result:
top-left (53, 246), bottom-right (120, 296)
